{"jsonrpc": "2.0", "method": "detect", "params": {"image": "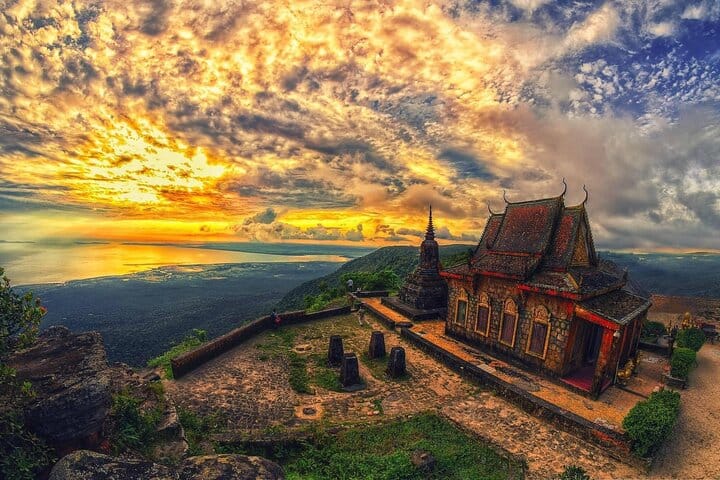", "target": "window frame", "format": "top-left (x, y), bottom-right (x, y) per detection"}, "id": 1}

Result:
top-left (474, 293), bottom-right (491, 336)
top-left (455, 298), bottom-right (468, 327)
top-left (525, 305), bottom-right (552, 359)
top-left (498, 298), bottom-right (518, 347)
